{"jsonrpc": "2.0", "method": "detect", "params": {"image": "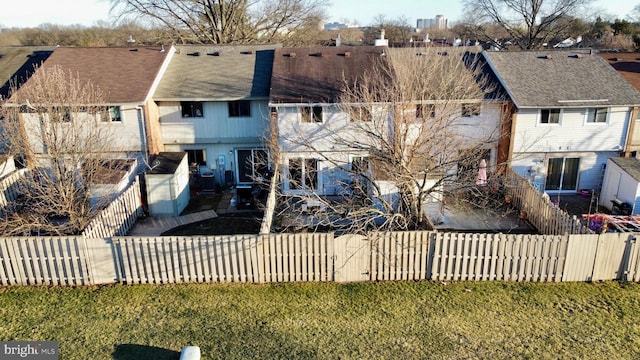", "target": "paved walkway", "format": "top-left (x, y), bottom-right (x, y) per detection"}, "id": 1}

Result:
top-left (127, 209), bottom-right (219, 236)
